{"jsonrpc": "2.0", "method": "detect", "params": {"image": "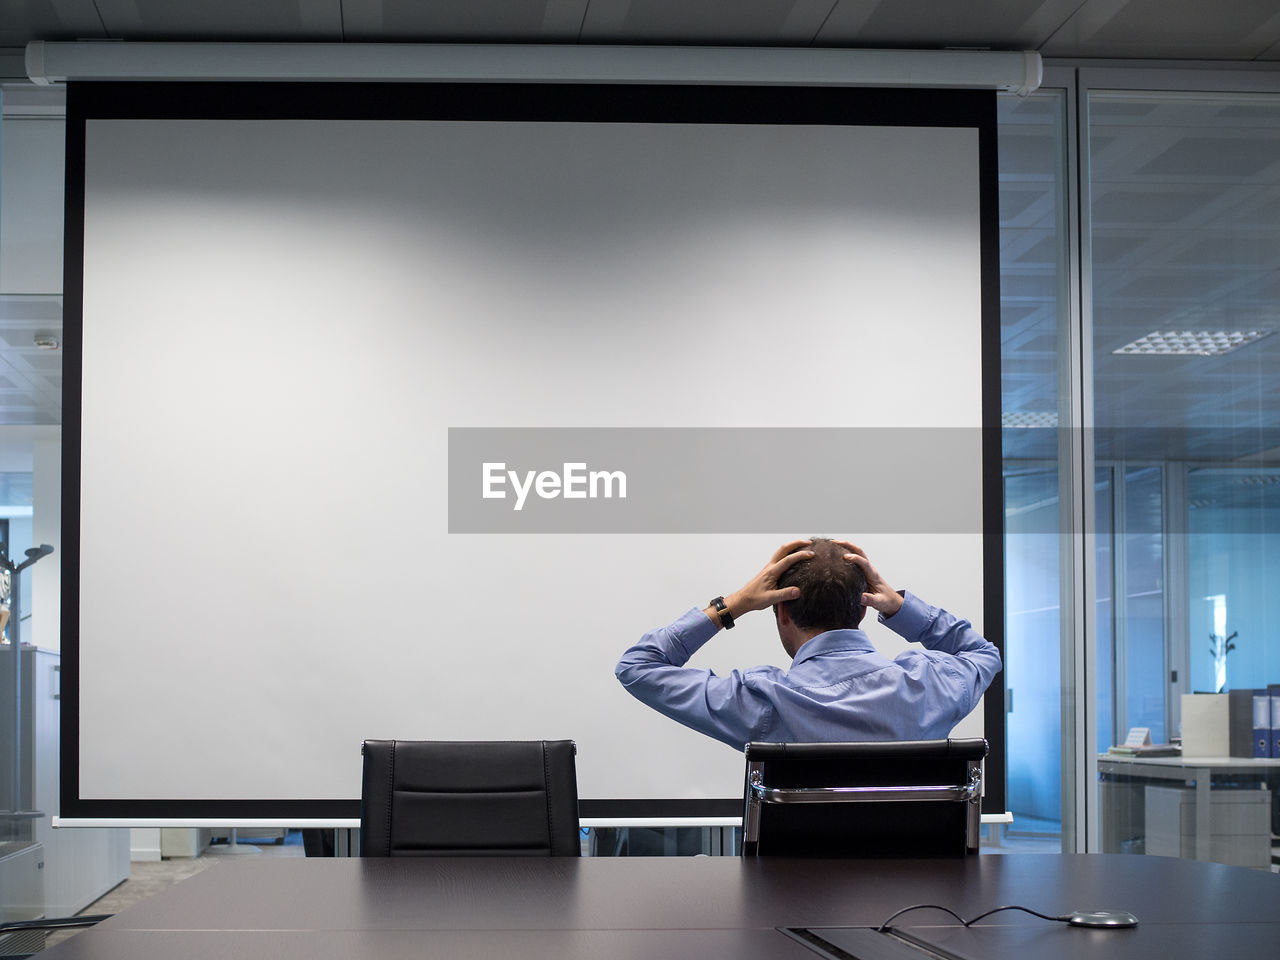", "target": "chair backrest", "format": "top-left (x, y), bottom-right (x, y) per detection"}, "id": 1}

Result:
top-left (360, 739), bottom-right (580, 857)
top-left (741, 738), bottom-right (988, 857)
